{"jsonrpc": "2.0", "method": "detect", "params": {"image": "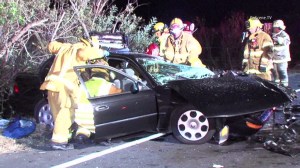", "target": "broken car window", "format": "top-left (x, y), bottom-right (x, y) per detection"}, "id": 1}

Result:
top-left (137, 57), bottom-right (215, 85)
